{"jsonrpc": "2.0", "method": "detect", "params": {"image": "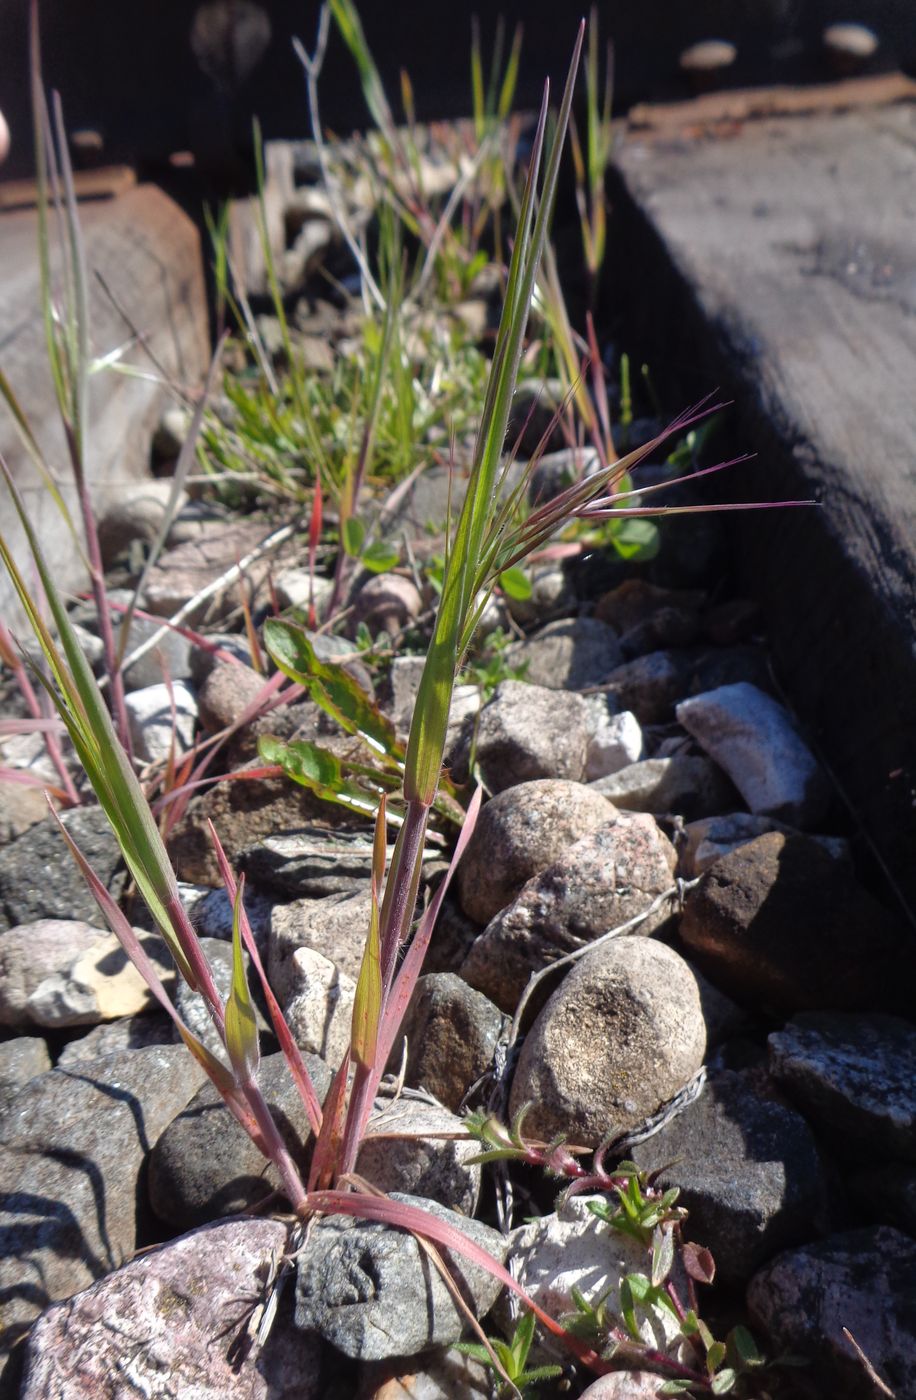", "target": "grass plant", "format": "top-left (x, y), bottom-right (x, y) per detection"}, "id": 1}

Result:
top-left (0, 5), bottom-right (815, 1391)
